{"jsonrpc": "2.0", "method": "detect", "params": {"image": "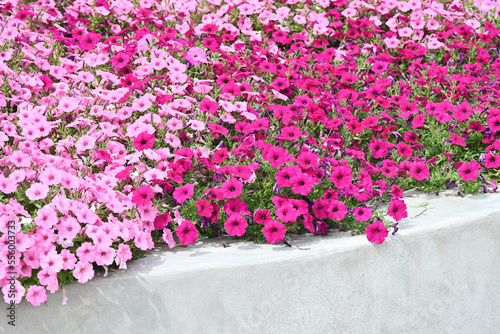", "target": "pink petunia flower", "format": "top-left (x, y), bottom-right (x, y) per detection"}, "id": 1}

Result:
top-left (73, 262), bottom-right (95, 284)
top-left (220, 178), bottom-right (244, 199)
top-left (173, 183), bottom-right (195, 204)
top-left (26, 285), bottom-right (47, 307)
top-left (290, 173), bottom-right (314, 196)
top-left (110, 52), bottom-right (130, 68)
top-left (262, 220), bottom-right (286, 243)
top-left (133, 132), bottom-right (155, 151)
top-left (387, 199), bottom-right (408, 221)
top-left (330, 165), bottom-right (353, 189)
top-left (328, 200), bottom-right (348, 221)
top-left (196, 199), bottom-right (214, 218)
top-left (176, 220), bottom-right (199, 245)
top-left (185, 47), bottom-right (208, 65)
top-left (224, 215), bottom-right (248, 237)
top-left (37, 267), bottom-right (57, 287)
top-left (353, 207), bottom-right (373, 222)
top-left (457, 161), bottom-right (481, 181)
top-left (365, 221), bottom-right (389, 244)
top-left (26, 183), bottom-right (50, 201)
top-left (254, 209), bottom-right (272, 225)
top-left (75, 135), bottom-right (96, 152)
top-left (132, 185), bottom-right (155, 206)
top-left (409, 162), bottom-right (430, 181)
top-left (116, 244), bottom-right (132, 269)
top-left (94, 246), bottom-right (116, 266)
top-left (76, 242), bottom-right (96, 263)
